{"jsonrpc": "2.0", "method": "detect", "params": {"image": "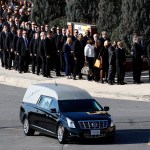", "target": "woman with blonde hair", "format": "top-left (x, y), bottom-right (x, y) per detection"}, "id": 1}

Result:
top-left (63, 37), bottom-right (73, 79)
top-left (94, 40), bottom-right (102, 82)
top-left (99, 40), bottom-right (111, 83)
